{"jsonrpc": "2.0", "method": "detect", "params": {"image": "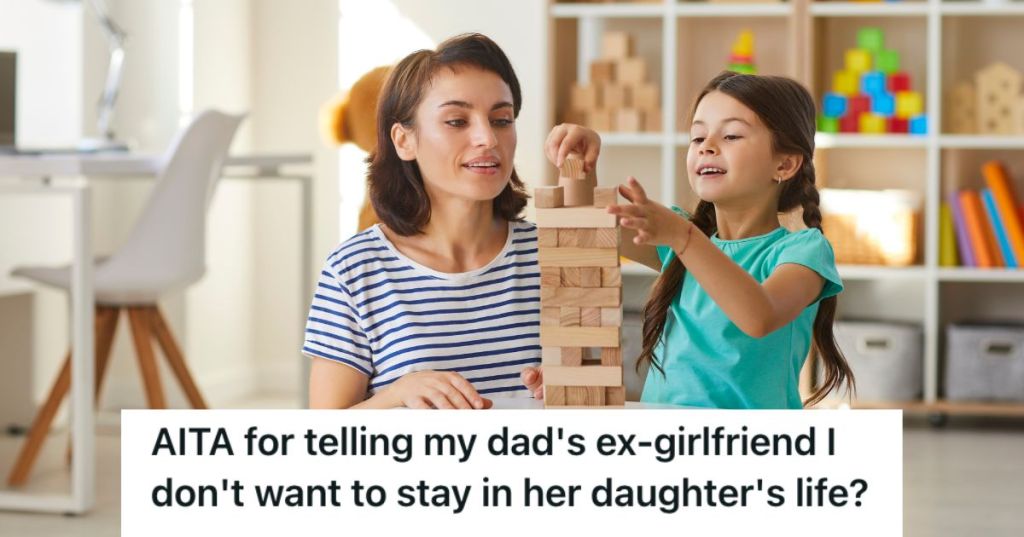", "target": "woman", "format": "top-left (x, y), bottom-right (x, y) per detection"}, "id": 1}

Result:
top-left (305, 33), bottom-right (597, 409)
